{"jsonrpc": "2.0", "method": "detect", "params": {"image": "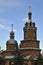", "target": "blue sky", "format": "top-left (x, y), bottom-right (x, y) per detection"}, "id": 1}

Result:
top-left (0, 0), bottom-right (43, 50)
